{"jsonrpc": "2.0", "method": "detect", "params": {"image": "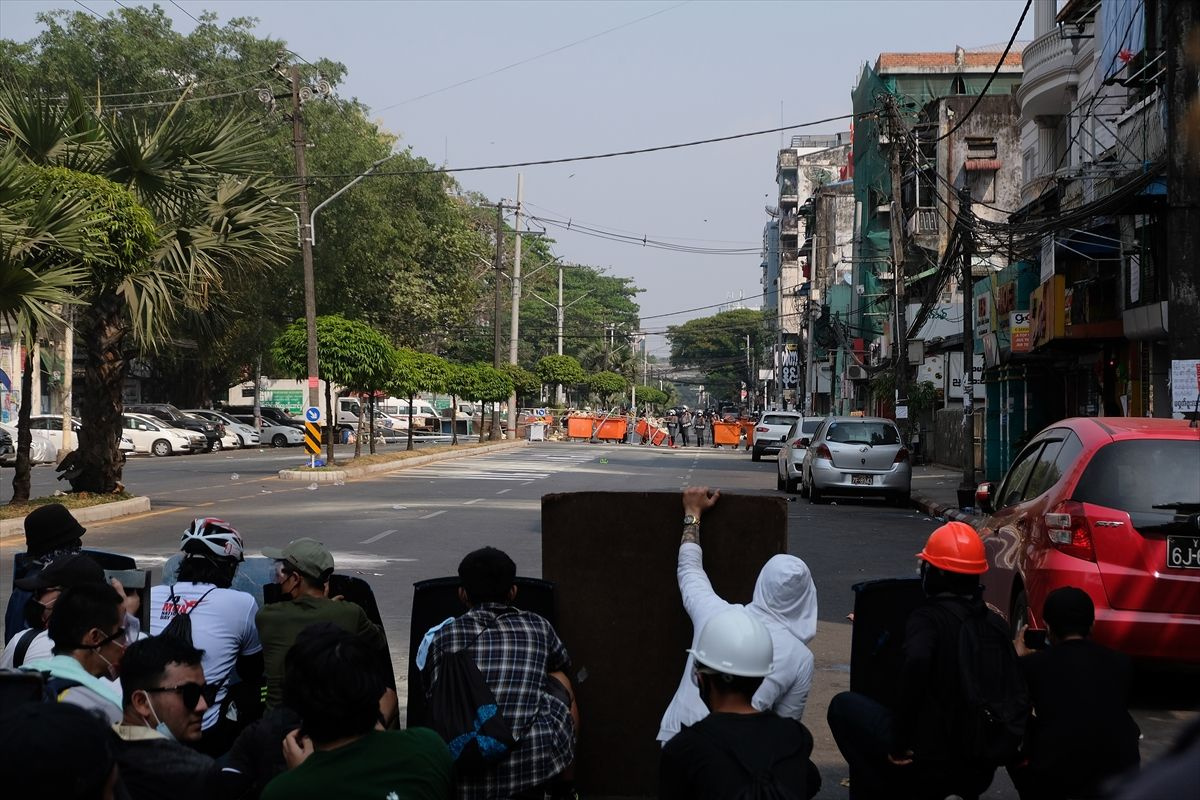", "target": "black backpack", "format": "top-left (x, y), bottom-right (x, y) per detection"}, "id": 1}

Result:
top-left (707, 733), bottom-right (812, 800)
top-left (160, 585), bottom-right (216, 646)
top-left (944, 600), bottom-right (1030, 764)
top-left (424, 623), bottom-right (520, 773)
